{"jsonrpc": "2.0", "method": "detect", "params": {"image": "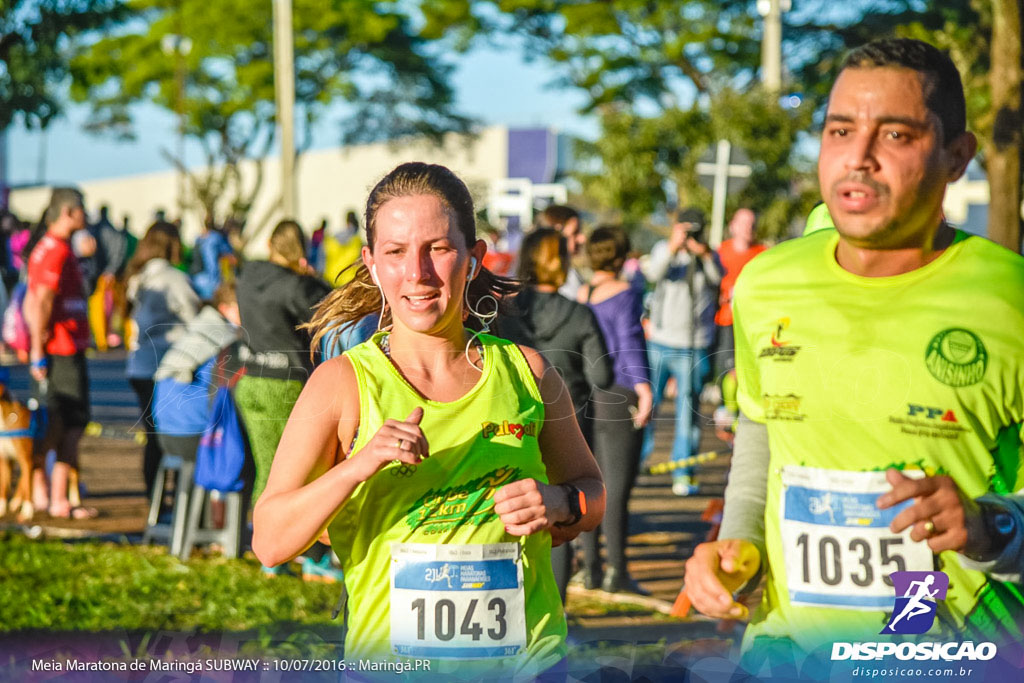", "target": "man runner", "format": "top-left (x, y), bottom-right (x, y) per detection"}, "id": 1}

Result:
top-left (683, 38), bottom-right (1024, 662)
